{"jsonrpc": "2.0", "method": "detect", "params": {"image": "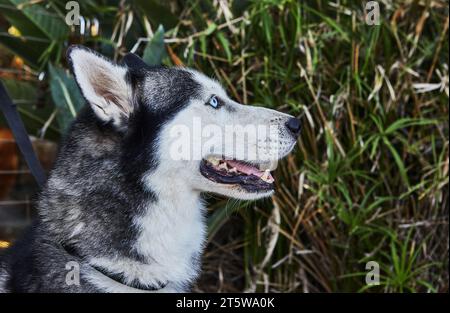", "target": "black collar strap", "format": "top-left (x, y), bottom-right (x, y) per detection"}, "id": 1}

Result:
top-left (0, 81), bottom-right (47, 187)
top-left (61, 243), bottom-right (167, 292)
top-left (90, 264), bottom-right (167, 291)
